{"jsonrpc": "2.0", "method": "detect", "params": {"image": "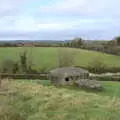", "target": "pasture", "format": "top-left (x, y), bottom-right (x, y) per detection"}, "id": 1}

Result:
top-left (0, 47), bottom-right (120, 120)
top-left (0, 47), bottom-right (120, 71)
top-left (0, 80), bottom-right (120, 120)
